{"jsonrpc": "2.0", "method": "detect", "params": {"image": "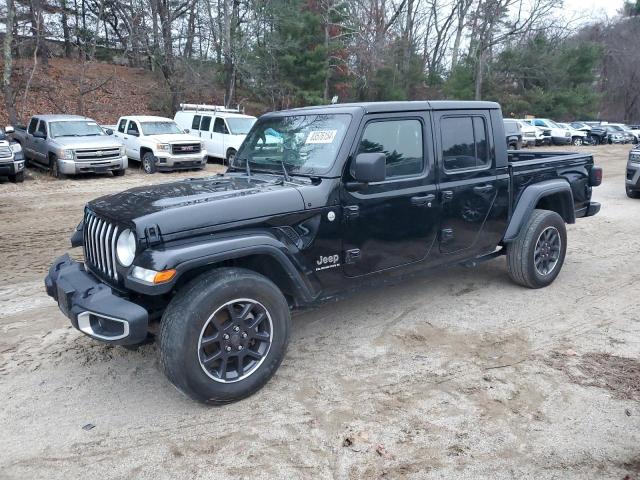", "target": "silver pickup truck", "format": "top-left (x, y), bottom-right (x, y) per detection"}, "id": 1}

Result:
top-left (11, 114), bottom-right (127, 178)
top-left (0, 127), bottom-right (25, 182)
